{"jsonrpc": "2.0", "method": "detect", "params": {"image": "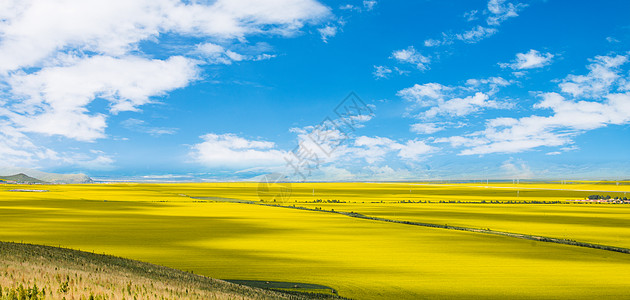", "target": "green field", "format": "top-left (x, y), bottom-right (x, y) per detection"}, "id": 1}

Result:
top-left (1, 182), bottom-right (630, 299)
